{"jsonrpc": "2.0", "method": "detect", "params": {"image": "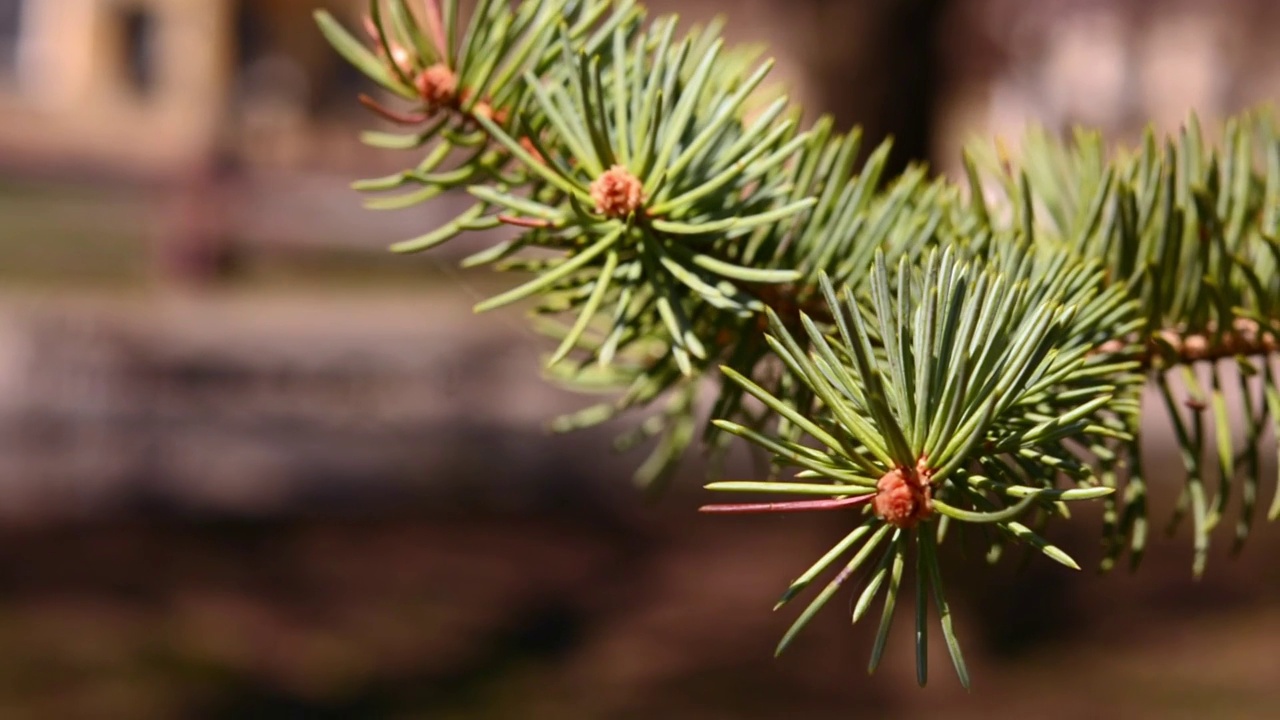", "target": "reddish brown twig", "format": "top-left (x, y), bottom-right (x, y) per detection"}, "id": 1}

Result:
top-left (359, 94), bottom-right (432, 125)
top-left (498, 215), bottom-right (552, 229)
top-left (698, 493), bottom-right (874, 514)
top-left (1096, 318), bottom-right (1280, 365)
